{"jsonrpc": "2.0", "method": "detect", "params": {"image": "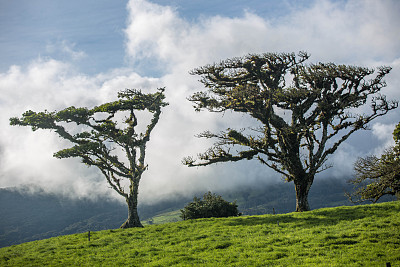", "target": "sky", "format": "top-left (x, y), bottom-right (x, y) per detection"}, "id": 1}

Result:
top-left (0, 0), bottom-right (399, 205)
